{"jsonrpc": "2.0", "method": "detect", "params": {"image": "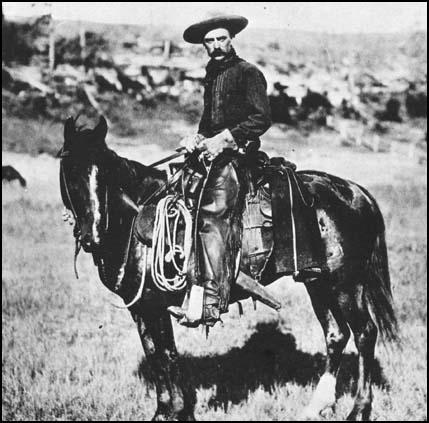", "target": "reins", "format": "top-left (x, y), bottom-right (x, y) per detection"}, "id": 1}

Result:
top-left (148, 147), bottom-right (187, 168)
top-left (60, 160), bottom-right (82, 279)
